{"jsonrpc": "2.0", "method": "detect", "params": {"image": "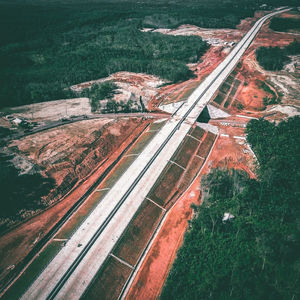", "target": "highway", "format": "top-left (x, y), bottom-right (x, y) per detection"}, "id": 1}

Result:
top-left (18, 8), bottom-right (290, 300)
